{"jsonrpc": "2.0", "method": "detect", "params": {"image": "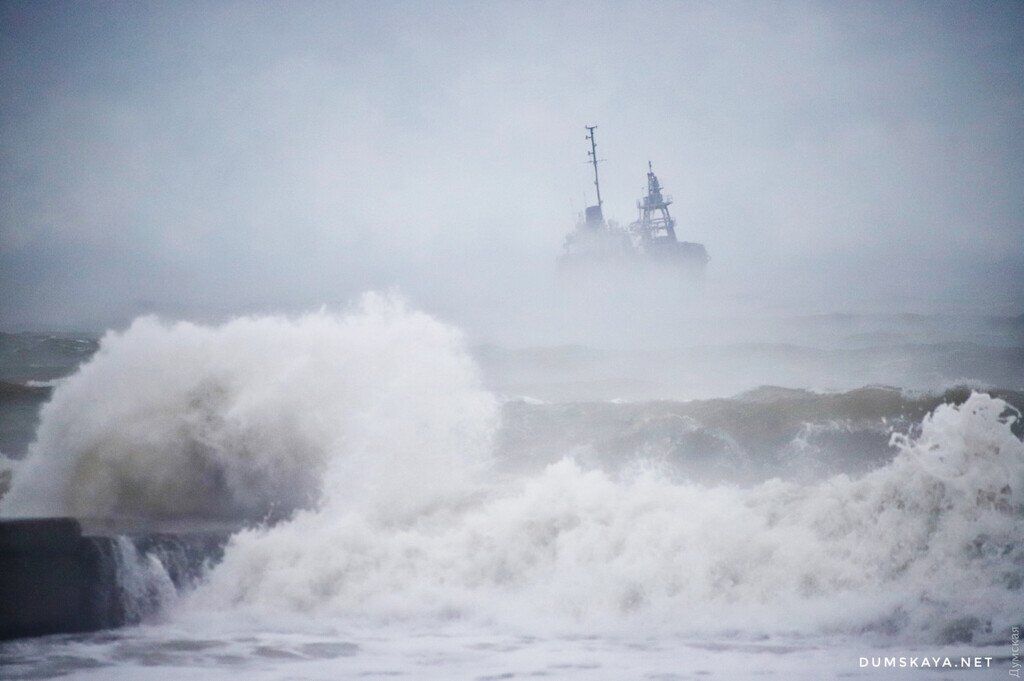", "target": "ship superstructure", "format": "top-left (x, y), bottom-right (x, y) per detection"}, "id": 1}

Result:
top-left (628, 161), bottom-right (709, 267)
top-left (631, 162), bottom-right (677, 245)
